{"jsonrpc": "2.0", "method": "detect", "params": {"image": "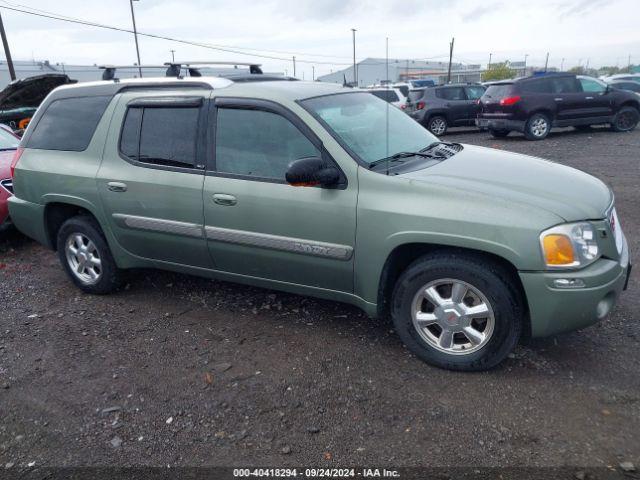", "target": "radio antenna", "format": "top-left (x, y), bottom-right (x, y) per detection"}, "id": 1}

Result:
top-left (385, 37), bottom-right (390, 176)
